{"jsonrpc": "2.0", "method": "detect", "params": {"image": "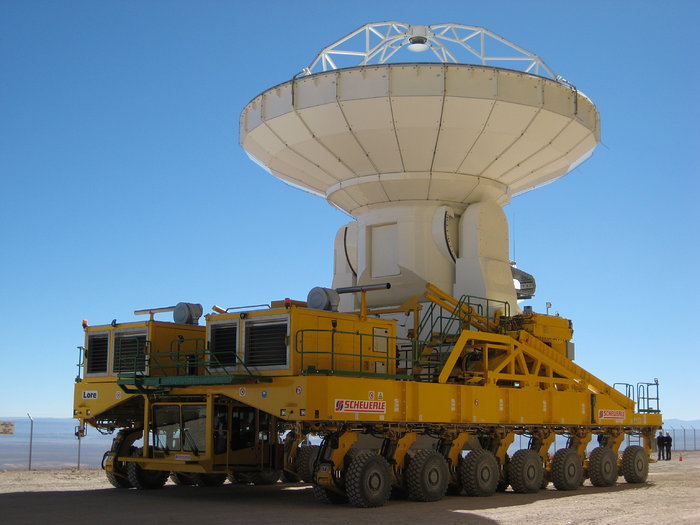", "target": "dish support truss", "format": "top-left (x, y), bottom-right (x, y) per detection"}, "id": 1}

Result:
top-left (303, 21), bottom-right (563, 83)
